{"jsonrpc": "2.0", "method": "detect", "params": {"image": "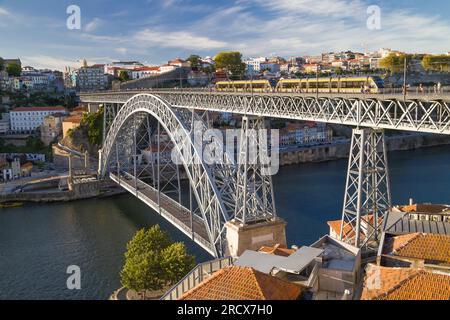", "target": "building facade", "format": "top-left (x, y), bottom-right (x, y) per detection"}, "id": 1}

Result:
top-left (73, 64), bottom-right (108, 92)
top-left (41, 113), bottom-right (66, 145)
top-left (10, 106), bottom-right (67, 133)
